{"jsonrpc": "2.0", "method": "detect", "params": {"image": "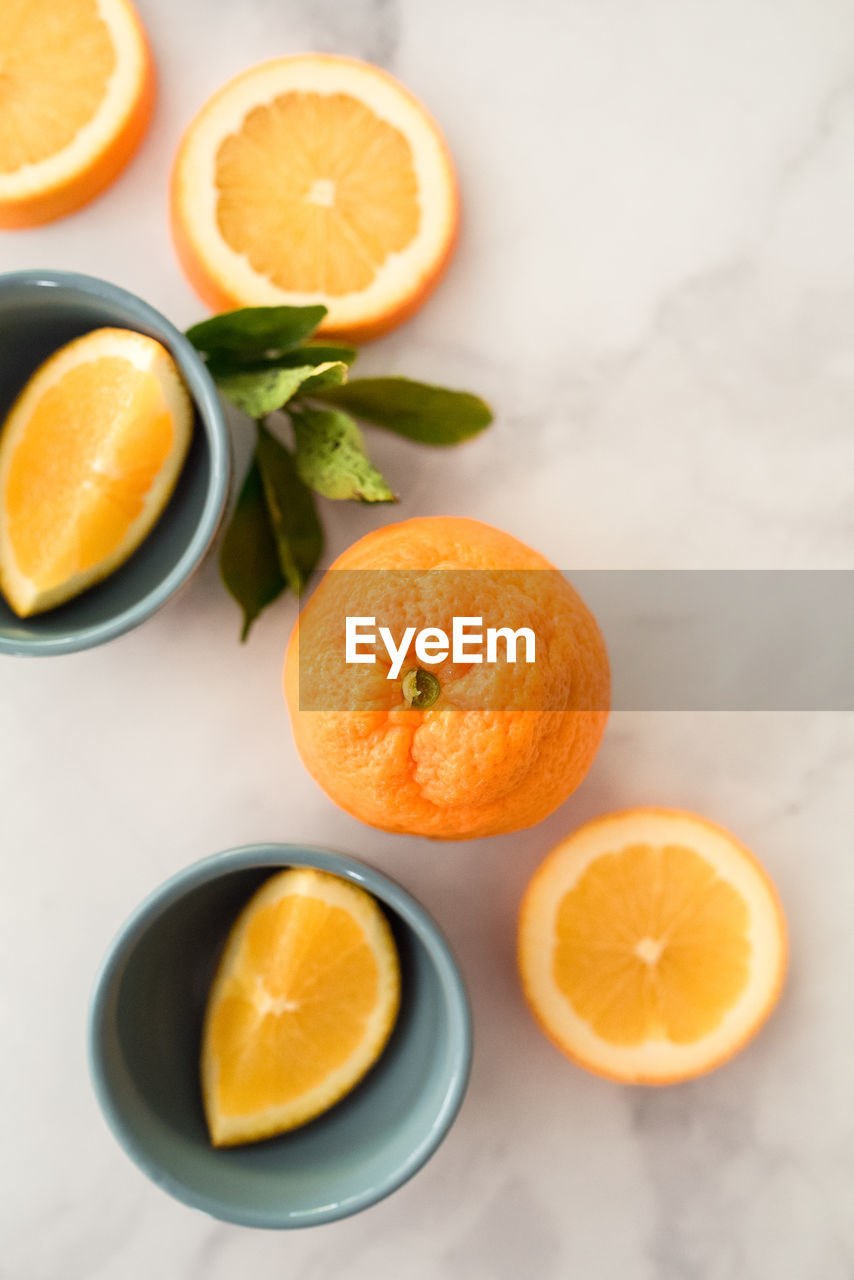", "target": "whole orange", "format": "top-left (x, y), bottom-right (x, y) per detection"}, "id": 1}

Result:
top-left (284, 517), bottom-right (610, 840)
